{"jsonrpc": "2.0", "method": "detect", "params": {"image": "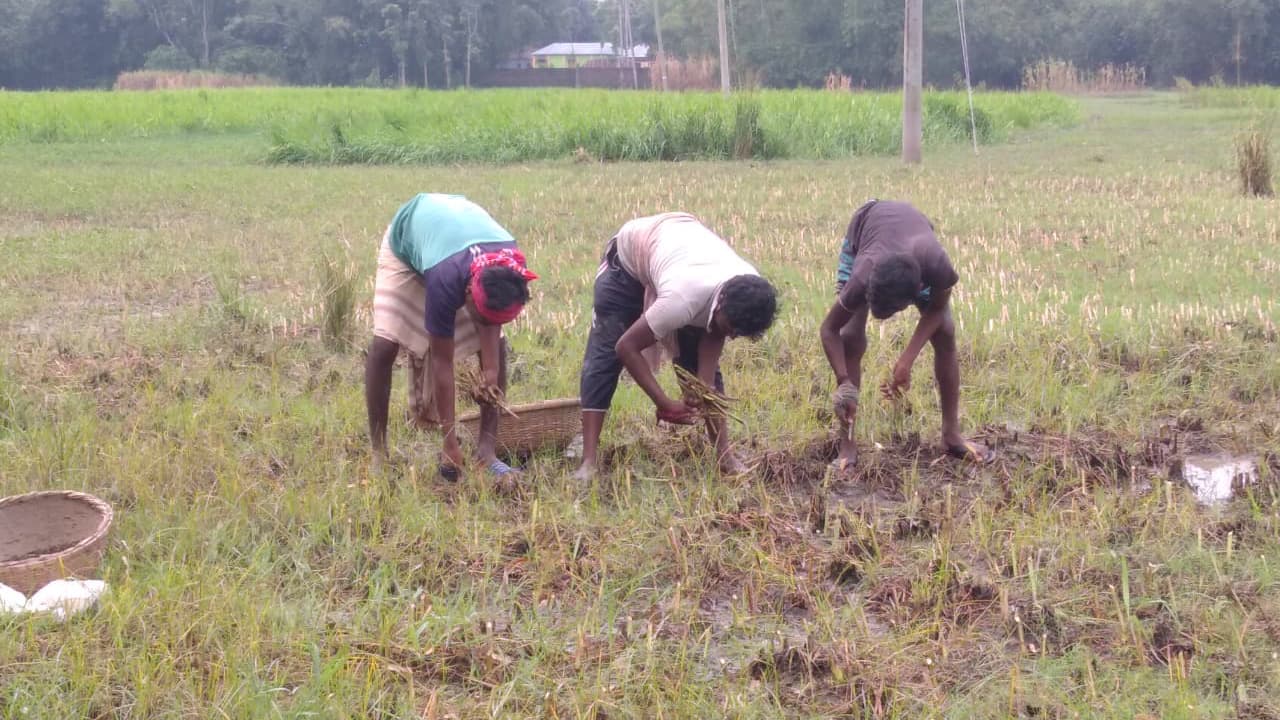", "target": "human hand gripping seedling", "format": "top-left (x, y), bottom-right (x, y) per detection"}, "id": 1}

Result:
top-left (880, 357), bottom-right (913, 406)
top-left (674, 365), bottom-right (742, 425)
top-left (459, 365), bottom-right (519, 419)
